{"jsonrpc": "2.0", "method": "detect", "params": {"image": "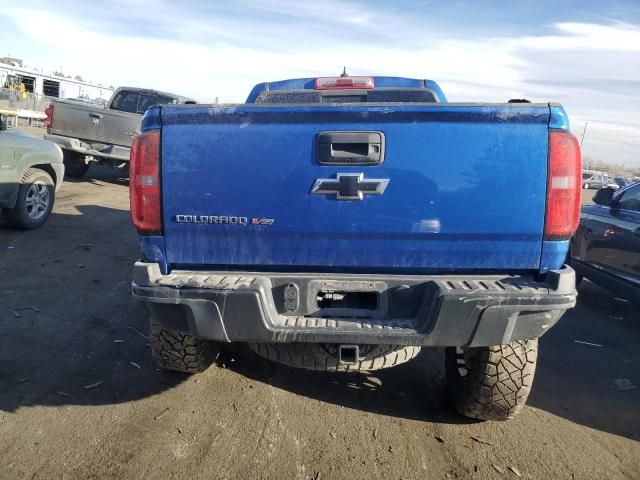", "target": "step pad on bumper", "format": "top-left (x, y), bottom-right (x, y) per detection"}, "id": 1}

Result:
top-left (279, 316), bottom-right (417, 331)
